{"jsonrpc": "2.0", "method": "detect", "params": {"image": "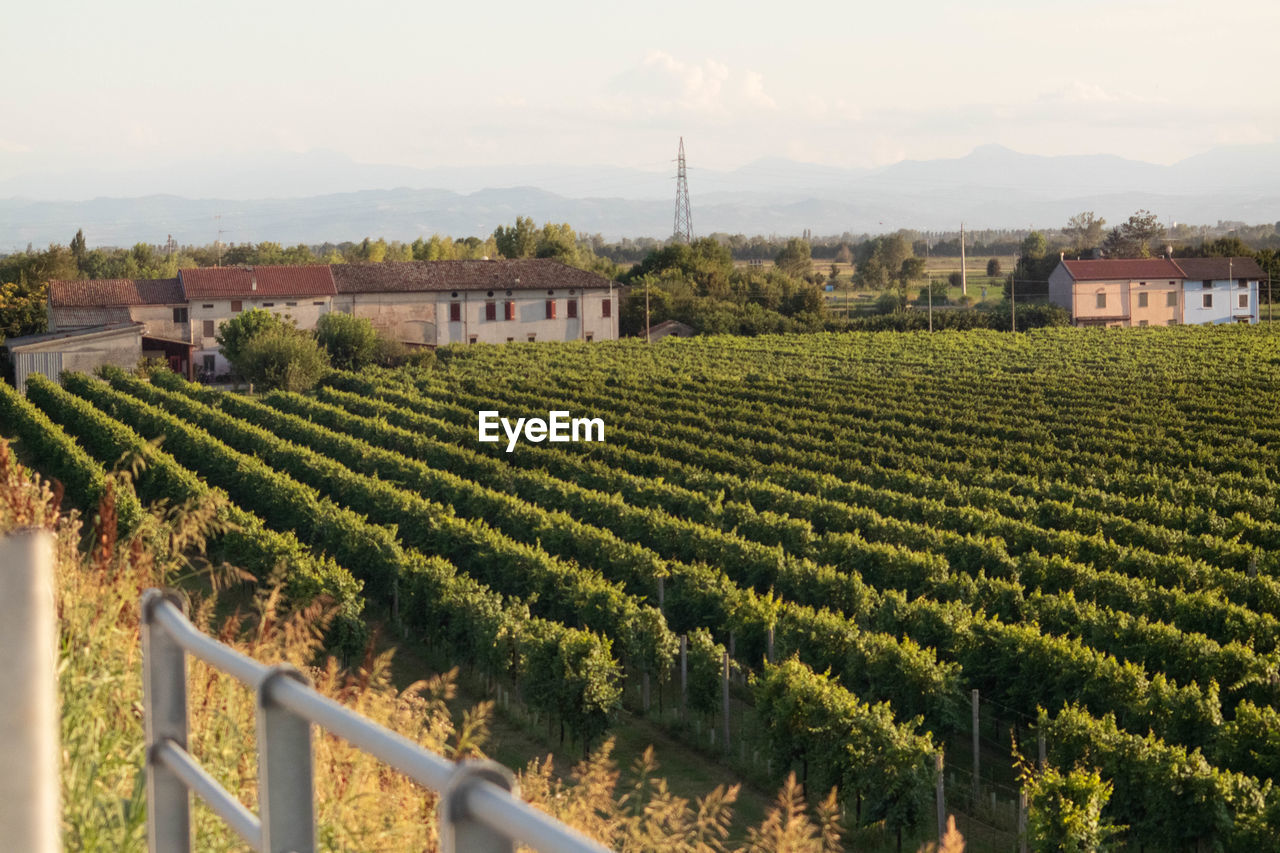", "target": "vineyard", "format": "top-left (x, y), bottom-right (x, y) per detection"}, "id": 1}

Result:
top-left (4, 324), bottom-right (1280, 850)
